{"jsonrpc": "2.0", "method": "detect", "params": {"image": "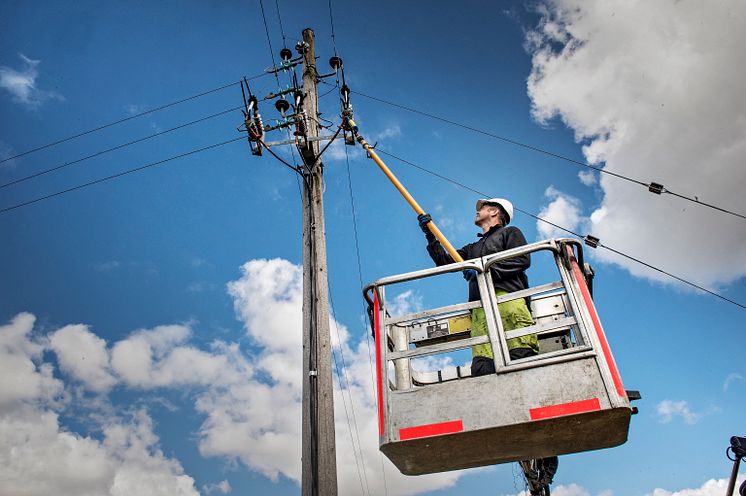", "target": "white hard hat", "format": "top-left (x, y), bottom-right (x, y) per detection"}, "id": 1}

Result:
top-left (476, 198), bottom-right (514, 224)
